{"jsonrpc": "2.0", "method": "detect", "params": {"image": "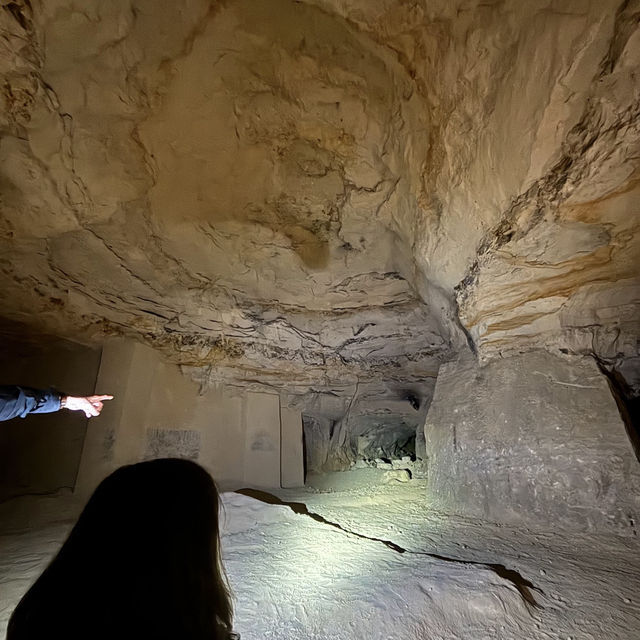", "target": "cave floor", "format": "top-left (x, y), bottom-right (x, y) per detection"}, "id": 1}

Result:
top-left (1, 476), bottom-right (639, 640)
